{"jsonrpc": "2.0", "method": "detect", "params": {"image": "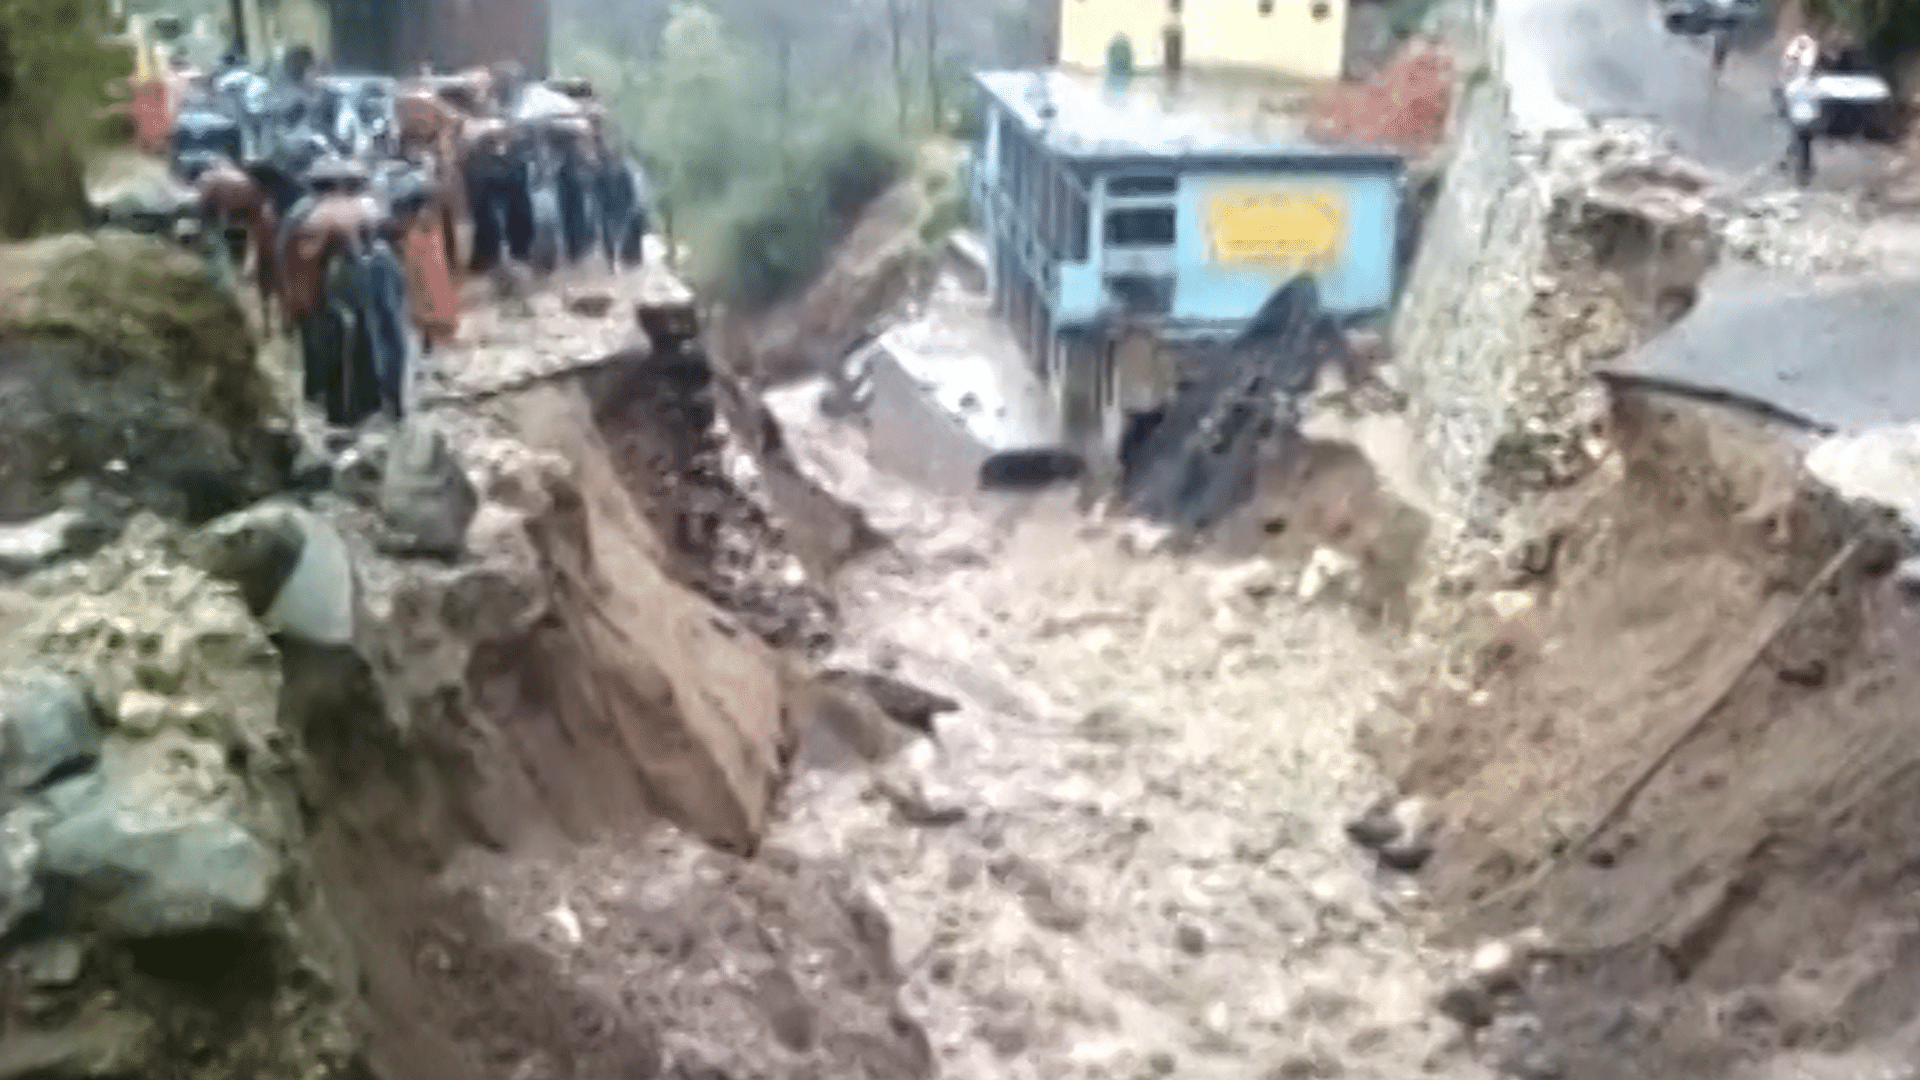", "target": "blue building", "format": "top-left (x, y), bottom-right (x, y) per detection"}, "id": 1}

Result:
top-left (968, 67), bottom-right (1403, 439)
